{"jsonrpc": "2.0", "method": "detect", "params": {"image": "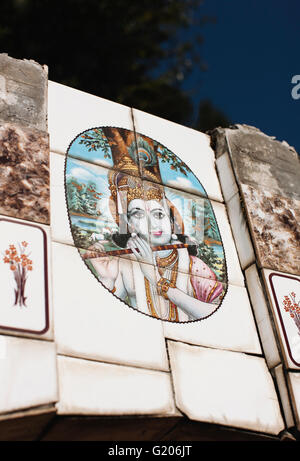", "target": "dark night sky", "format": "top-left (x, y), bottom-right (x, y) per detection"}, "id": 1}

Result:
top-left (185, 0), bottom-right (300, 152)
